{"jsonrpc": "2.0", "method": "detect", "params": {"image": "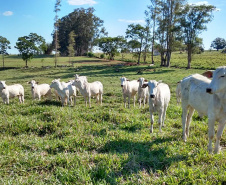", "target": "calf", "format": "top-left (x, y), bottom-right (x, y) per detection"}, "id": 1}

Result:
top-left (120, 77), bottom-right (139, 108)
top-left (0, 81), bottom-right (24, 104)
top-left (27, 80), bottom-right (52, 100)
top-left (137, 77), bottom-right (149, 108)
top-left (143, 80), bottom-right (170, 133)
